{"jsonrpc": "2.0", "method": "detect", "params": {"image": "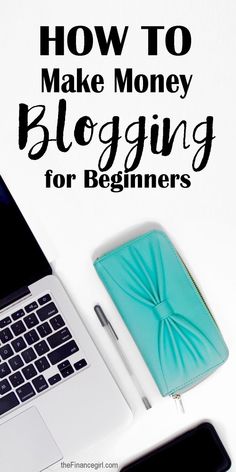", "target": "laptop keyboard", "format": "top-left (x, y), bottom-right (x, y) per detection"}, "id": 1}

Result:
top-left (0, 294), bottom-right (88, 417)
